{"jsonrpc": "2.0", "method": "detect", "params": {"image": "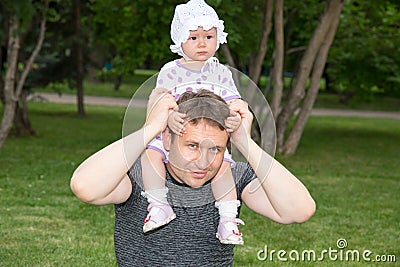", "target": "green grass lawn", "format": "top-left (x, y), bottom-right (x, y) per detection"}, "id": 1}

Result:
top-left (0, 102), bottom-right (399, 266)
